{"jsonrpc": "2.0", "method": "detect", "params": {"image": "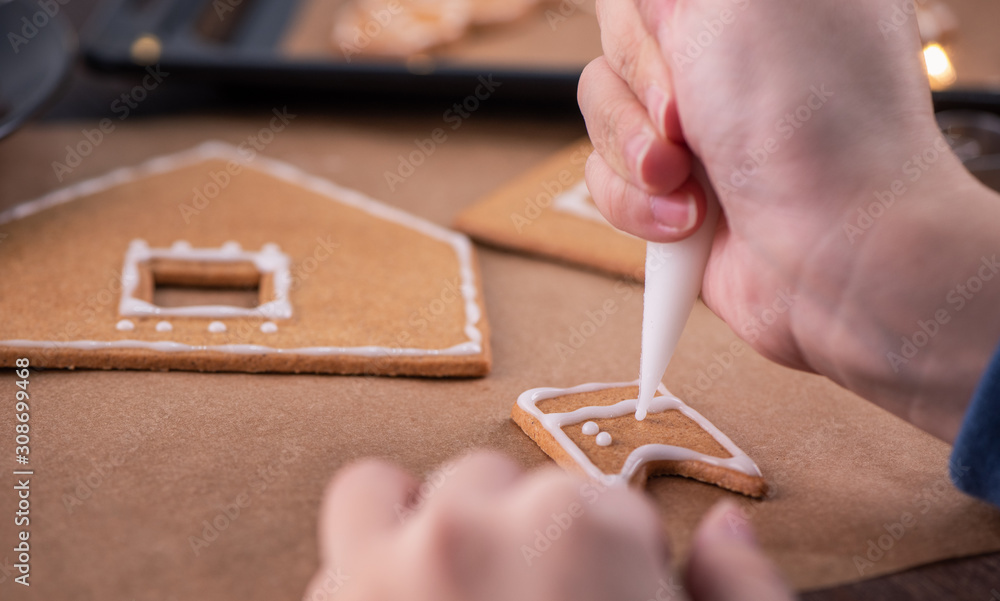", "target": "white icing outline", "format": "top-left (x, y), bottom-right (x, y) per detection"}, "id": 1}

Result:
top-left (119, 240), bottom-right (293, 320)
top-left (517, 380), bottom-right (762, 487)
top-left (552, 180), bottom-right (613, 226)
top-left (0, 142), bottom-right (484, 358)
